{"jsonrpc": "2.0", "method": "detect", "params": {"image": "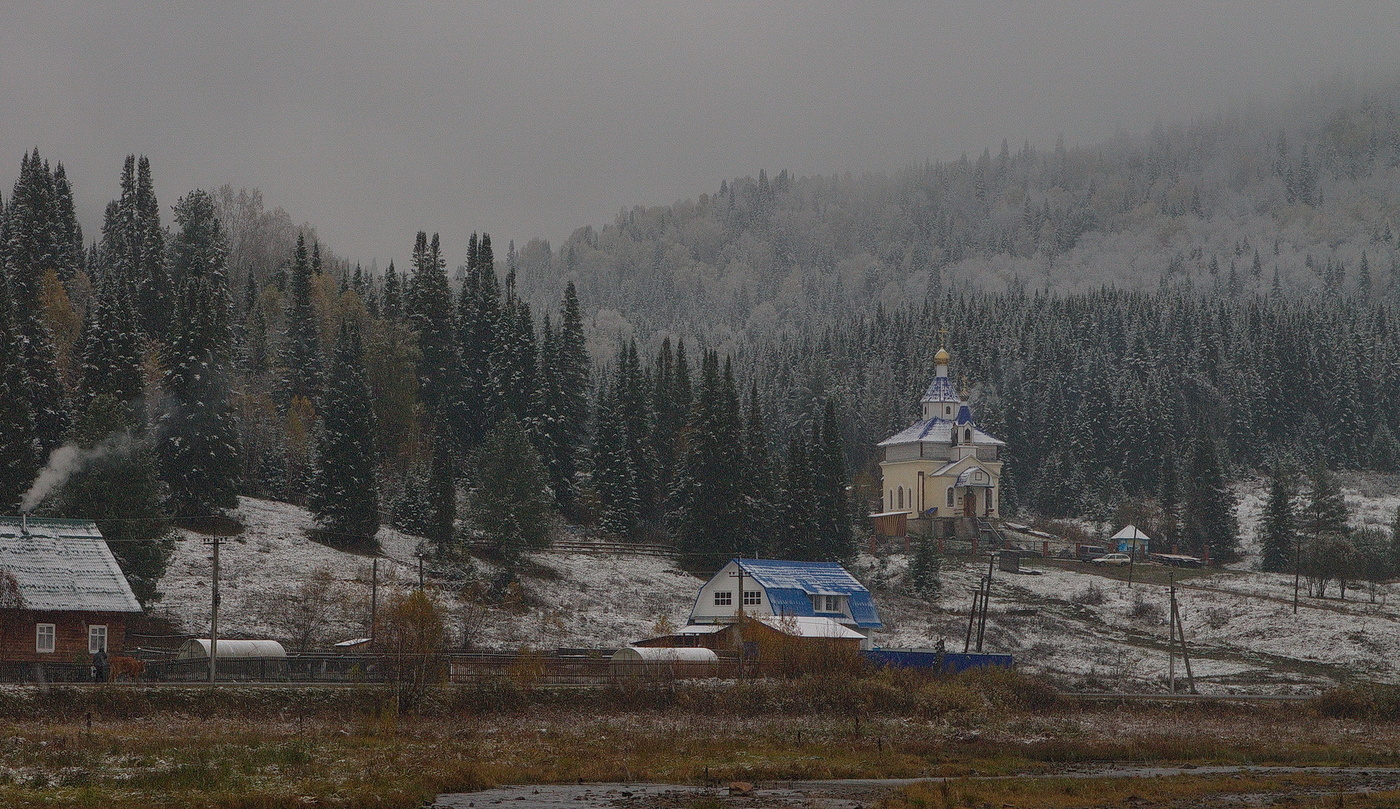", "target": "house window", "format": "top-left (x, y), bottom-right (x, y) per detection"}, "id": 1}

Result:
top-left (89, 625), bottom-right (108, 654)
top-left (813, 594), bottom-right (841, 612)
top-left (946, 487), bottom-right (955, 507)
top-left (743, 590), bottom-right (762, 606)
top-left (35, 624), bottom-right (55, 654)
top-left (714, 591), bottom-right (733, 606)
